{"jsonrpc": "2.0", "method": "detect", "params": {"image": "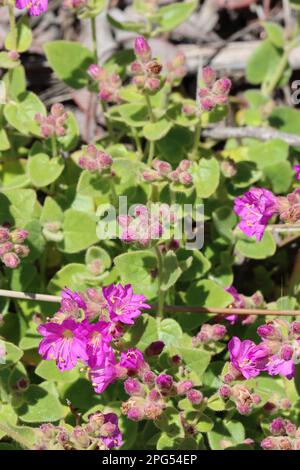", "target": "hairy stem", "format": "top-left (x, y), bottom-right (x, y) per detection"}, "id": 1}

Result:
top-left (189, 119), bottom-right (201, 160)
top-left (90, 16), bottom-right (98, 62)
top-left (155, 245), bottom-right (165, 318)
